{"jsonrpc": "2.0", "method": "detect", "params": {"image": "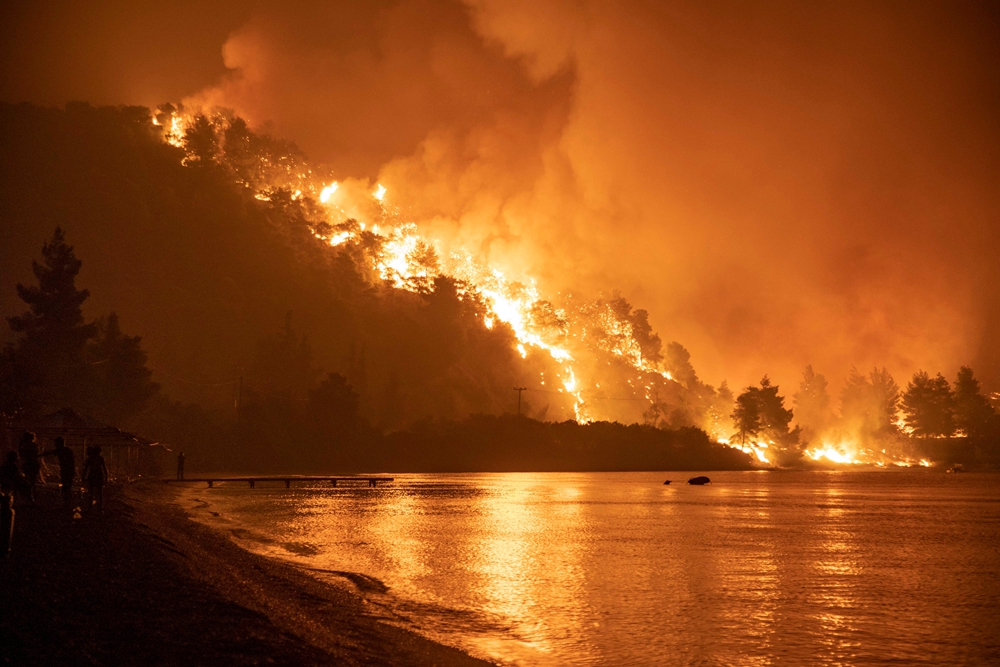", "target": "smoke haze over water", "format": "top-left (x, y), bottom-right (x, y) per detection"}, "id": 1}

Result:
top-left (3, 0), bottom-right (998, 393)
